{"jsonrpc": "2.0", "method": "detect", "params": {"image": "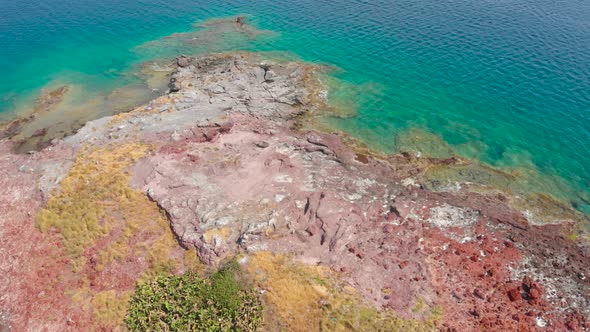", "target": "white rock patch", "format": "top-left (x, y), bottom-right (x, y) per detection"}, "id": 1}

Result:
top-left (427, 203), bottom-right (479, 228)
